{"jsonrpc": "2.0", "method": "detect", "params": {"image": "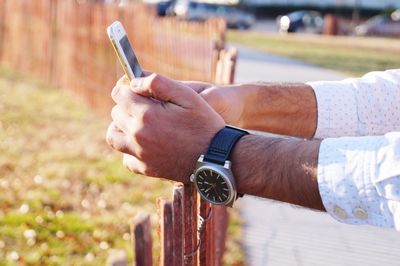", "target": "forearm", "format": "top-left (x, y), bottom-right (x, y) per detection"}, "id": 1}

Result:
top-left (231, 134), bottom-right (325, 210)
top-left (232, 83), bottom-right (317, 138)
